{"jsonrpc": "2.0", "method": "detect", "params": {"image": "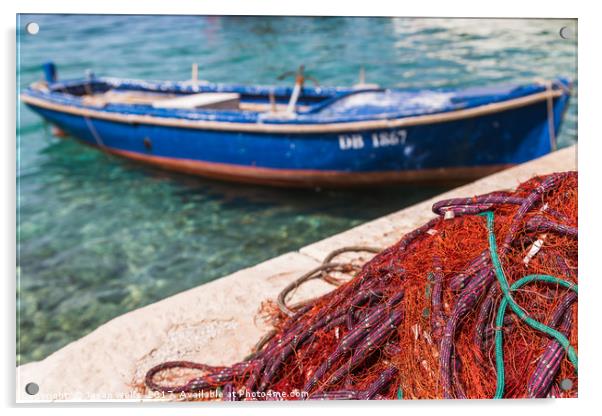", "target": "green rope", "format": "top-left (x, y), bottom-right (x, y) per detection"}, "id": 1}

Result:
top-left (480, 211), bottom-right (578, 399)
